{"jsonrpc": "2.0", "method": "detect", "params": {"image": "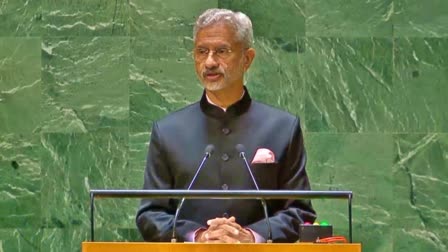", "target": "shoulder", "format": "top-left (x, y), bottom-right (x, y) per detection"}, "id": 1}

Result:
top-left (154, 102), bottom-right (202, 129)
top-left (250, 100), bottom-right (302, 125)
